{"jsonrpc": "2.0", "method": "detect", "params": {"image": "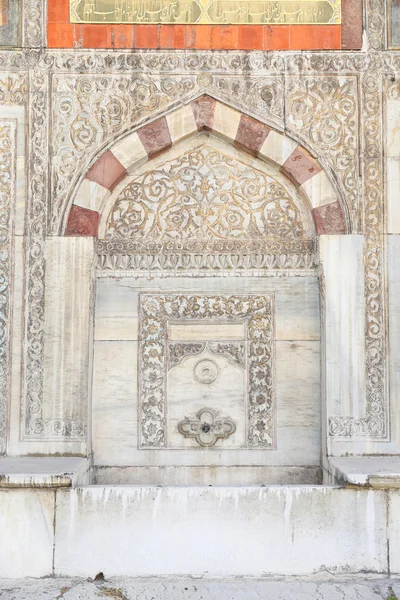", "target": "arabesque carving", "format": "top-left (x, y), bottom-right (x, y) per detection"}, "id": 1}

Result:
top-left (329, 65), bottom-right (388, 439)
top-left (51, 74), bottom-right (197, 233)
top-left (0, 44), bottom-right (395, 443)
top-left (286, 76), bottom-right (359, 231)
top-left (23, 0), bottom-right (45, 48)
top-left (0, 121), bottom-right (15, 455)
top-left (139, 294), bottom-right (275, 449)
top-left (106, 144), bottom-right (307, 243)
